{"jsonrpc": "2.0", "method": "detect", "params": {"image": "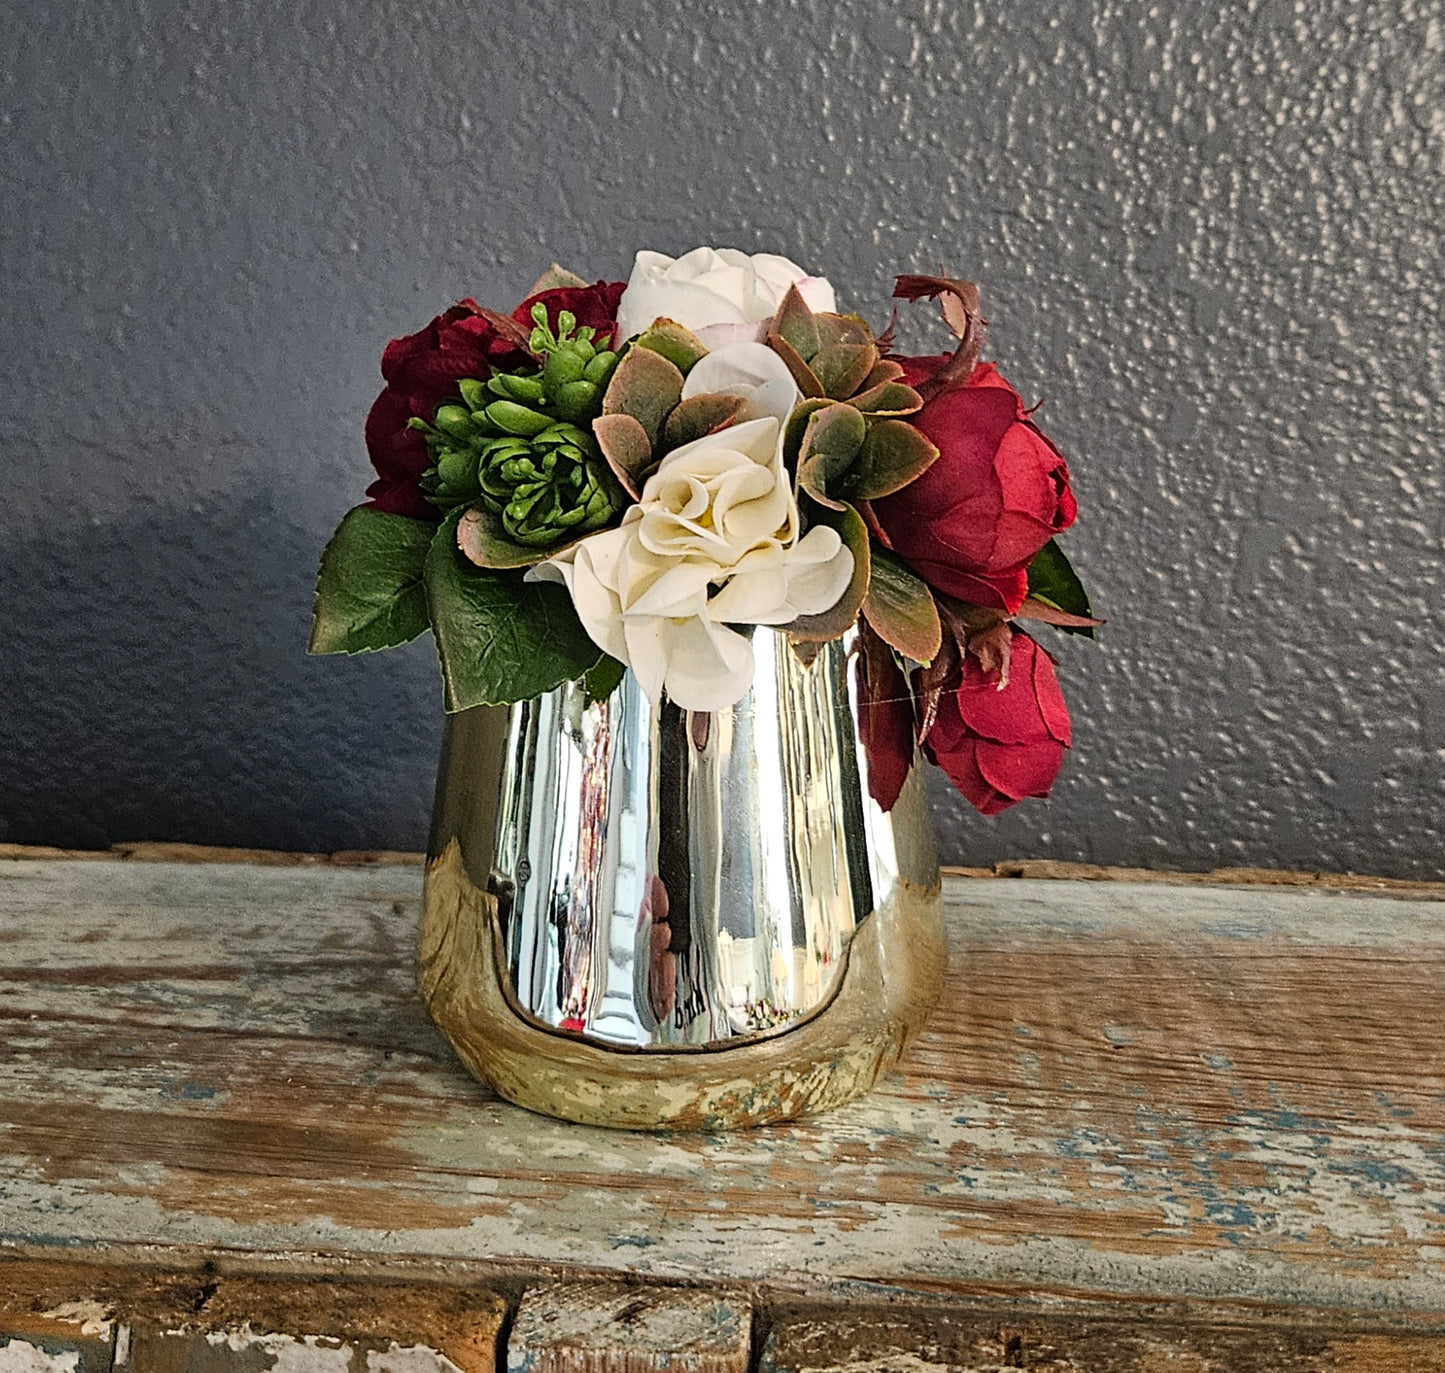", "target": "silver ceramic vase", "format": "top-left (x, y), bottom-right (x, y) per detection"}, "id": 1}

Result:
top-left (419, 626), bottom-right (945, 1130)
